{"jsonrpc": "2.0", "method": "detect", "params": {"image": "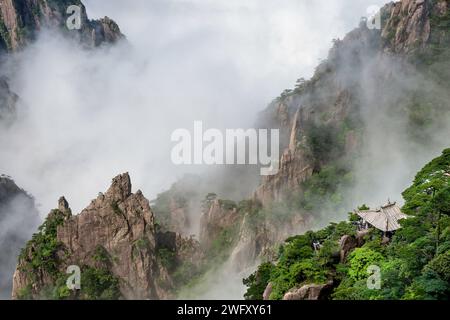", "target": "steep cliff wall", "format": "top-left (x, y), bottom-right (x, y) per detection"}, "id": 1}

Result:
top-left (0, 0), bottom-right (124, 128)
top-left (0, 0), bottom-right (123, 52)
top-left (12, 173), bottom-right (203, 299)
top-left (255, 0), bottom-right (450, 205)
top-left (8, 0), bottom-right (450, 300)
top-left (220, 0), bottom-right (450, 274)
